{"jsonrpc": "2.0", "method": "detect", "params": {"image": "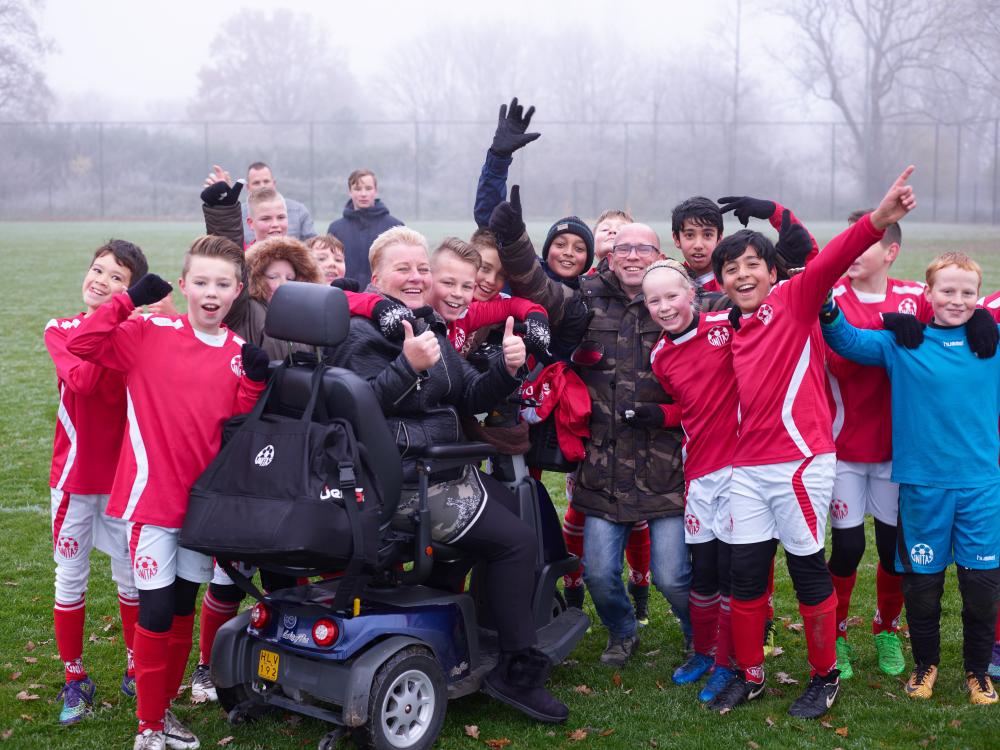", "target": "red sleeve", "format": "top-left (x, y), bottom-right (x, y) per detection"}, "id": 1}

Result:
top-left (345, 291), bottom-right (382, 318)
top-left (770, 201), bottom-right (819, 264)
top-left (785, 213), bottom-right (884, 323)
top-left (65, 293), bottom-right (143, 372)
top-left (45, 320), bottom-right (105, 396)
top-left (659, 403), bottom-right (682, 428)
top-left (464, 296), bottom-right (547, 333)
top-left (233, 375), bottom-right (266, 414)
